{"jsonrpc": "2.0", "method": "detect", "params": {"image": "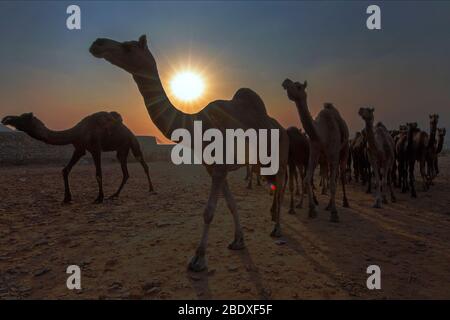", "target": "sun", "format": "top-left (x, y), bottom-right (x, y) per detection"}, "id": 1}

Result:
top-left (170, 71), bottom-right (205, 102)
